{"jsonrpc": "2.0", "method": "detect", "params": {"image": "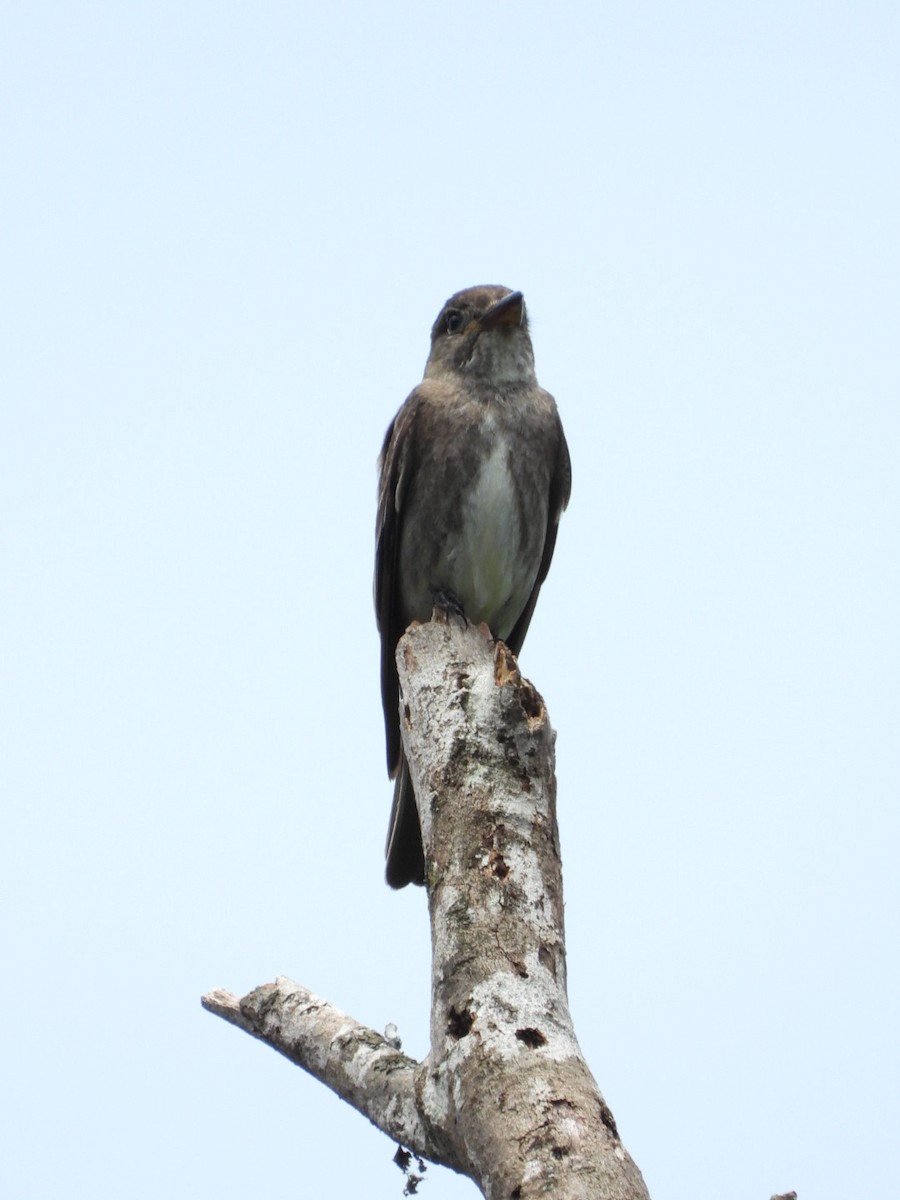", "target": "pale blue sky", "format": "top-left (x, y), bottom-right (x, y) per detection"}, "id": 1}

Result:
top-left (2, 4), bottom-right (898, 1198)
